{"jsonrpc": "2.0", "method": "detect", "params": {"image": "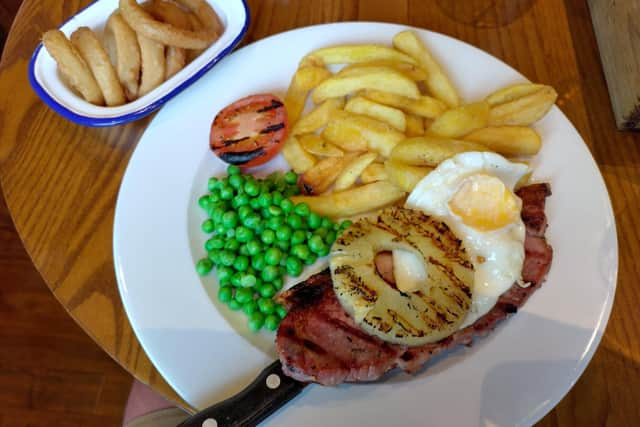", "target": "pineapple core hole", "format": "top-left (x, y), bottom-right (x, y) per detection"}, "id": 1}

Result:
top-left (374, 249), bottom-right (428, 293)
